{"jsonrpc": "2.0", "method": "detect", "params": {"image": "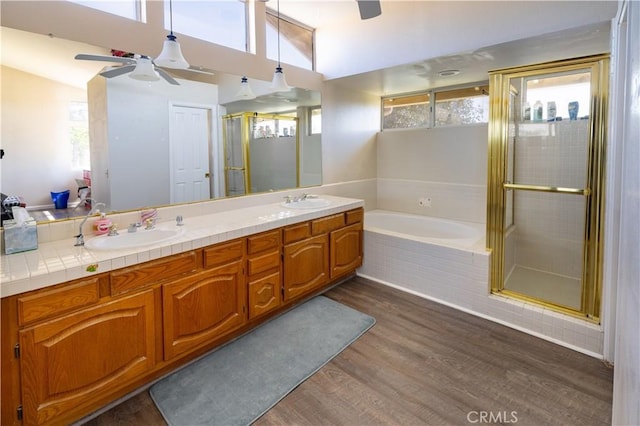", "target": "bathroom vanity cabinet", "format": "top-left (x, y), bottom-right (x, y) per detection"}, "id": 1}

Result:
top-left (0, 207), bottom-right (363, 426)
